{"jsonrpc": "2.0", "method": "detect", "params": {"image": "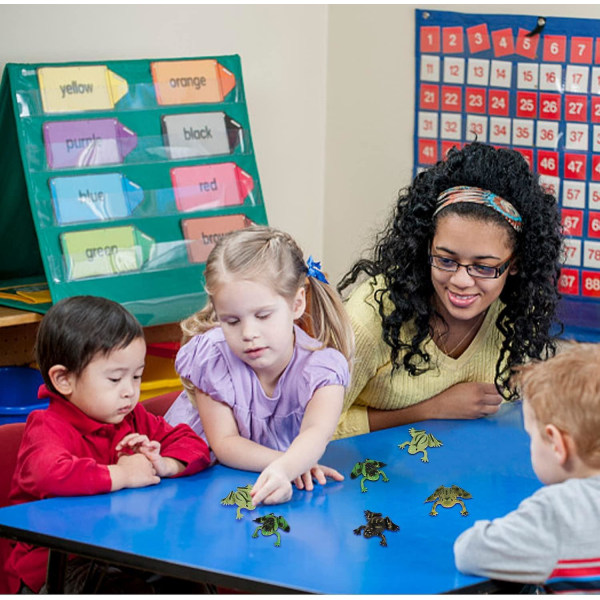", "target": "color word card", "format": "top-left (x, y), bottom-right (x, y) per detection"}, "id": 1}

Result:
top-left (151, 59), bottom-right (236, 105)
top-left (414, 9), bottom-right (600, 334)
top-left (181, 214), bottom-right (254, 263)
top-left (38, 66), bottom-right (128, 113)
